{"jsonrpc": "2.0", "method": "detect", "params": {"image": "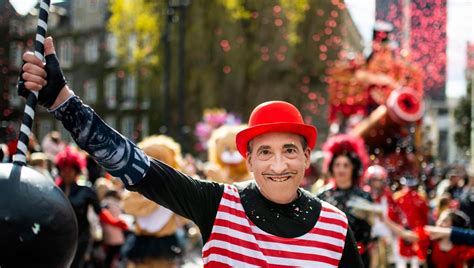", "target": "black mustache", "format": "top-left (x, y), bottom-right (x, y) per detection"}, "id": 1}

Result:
top-left (262, 171), bottom-right (297, 176)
